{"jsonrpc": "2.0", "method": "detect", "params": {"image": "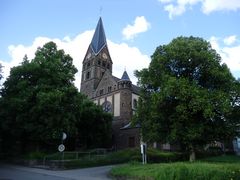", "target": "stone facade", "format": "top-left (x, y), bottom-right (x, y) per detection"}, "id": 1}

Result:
top-left (80, 17), bottom-right (140, 149)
